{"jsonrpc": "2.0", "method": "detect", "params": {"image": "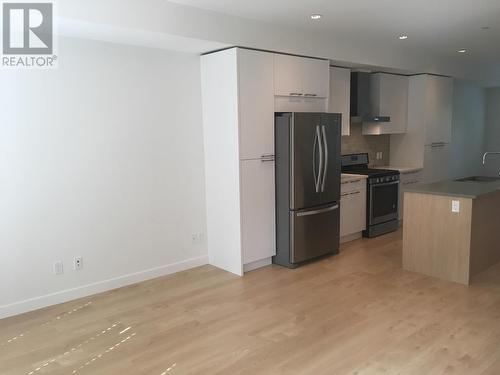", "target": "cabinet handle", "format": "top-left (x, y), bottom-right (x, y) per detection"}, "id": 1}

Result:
top-left (342, 179), bottom-right (362, 184)
top-left (260, 153), bottom-right (275, 162)
top-left (341, 191), bottom-right (362, 197)
top-left (261, 156), bottom-right (275, 162)
top-left (431, 142), bottom-right (446, 148)
top-left (290, 93), bottom-right (303, 96)
top-left (304, 93), bottom-right (318, 97)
